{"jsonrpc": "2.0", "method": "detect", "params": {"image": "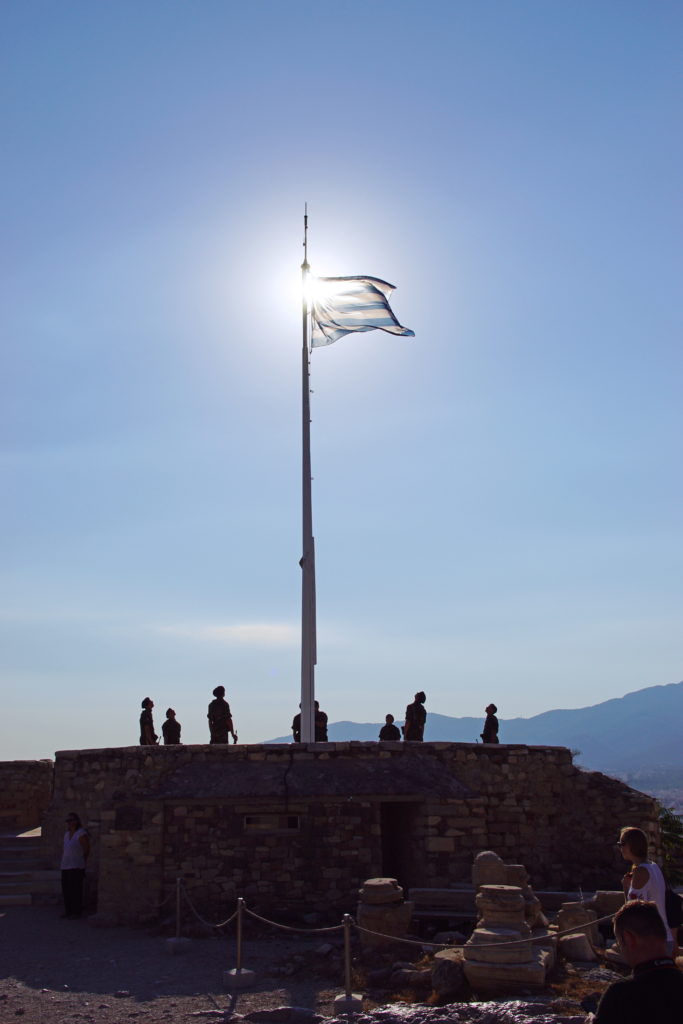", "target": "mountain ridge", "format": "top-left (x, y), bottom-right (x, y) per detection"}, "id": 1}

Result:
top-left (265, 680), bottom-right (683, 775)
